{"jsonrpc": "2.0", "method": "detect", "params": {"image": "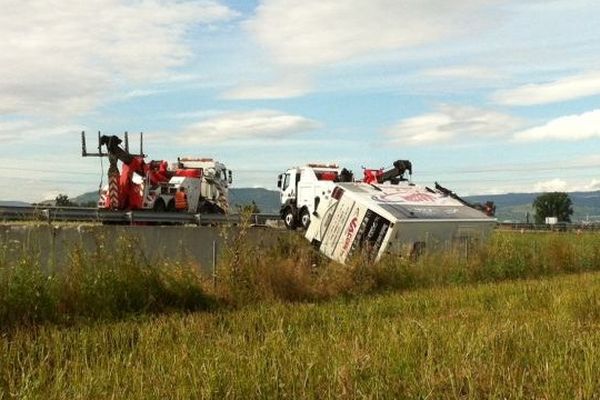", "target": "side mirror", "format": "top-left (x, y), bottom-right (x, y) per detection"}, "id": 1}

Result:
top-left (228, 170), bottom-right (233, 184)
top-left (277, 174), bottom-right (282, 188)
